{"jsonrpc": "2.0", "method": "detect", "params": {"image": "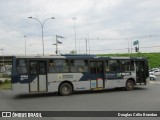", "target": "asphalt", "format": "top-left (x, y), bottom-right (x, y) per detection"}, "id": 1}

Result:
top-left (0, 77), bottom-right (160, 120)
